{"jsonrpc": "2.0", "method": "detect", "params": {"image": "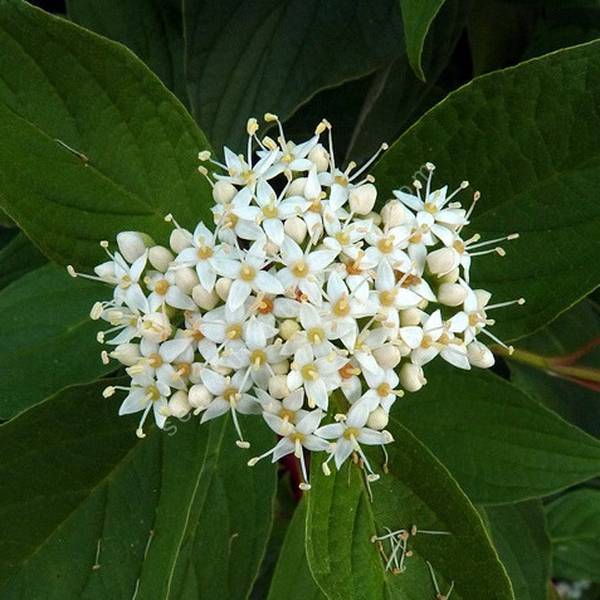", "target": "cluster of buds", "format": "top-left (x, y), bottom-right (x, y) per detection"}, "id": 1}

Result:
top-left (69, 115), bottom-right (523, 489)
